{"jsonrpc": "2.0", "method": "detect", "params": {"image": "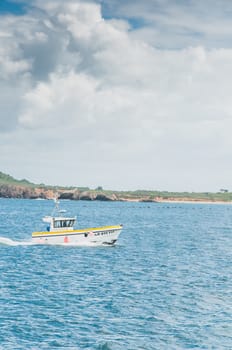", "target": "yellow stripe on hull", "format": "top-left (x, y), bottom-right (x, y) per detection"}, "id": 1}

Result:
top-left (32, 225), bottom-right (122, 237)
